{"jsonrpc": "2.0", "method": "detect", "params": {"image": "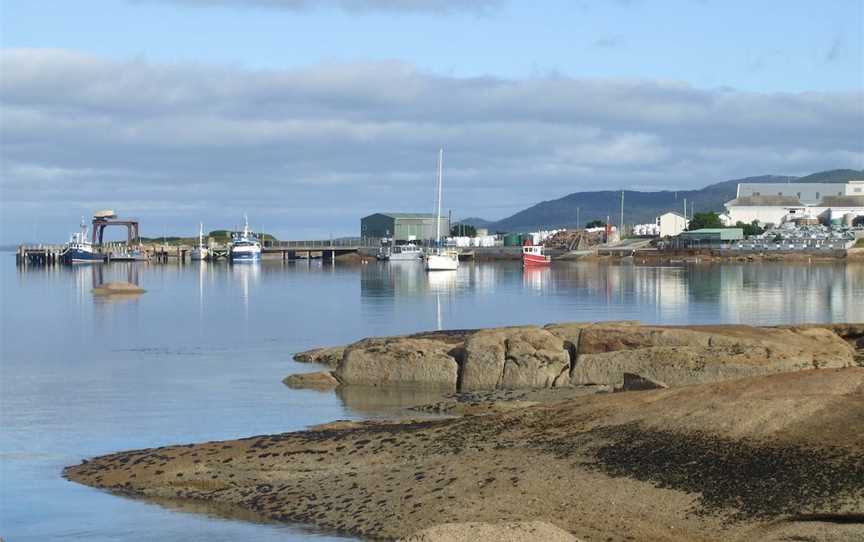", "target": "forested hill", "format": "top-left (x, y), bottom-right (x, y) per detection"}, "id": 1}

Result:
top-left (462, 169), bottom-right (863, 232)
